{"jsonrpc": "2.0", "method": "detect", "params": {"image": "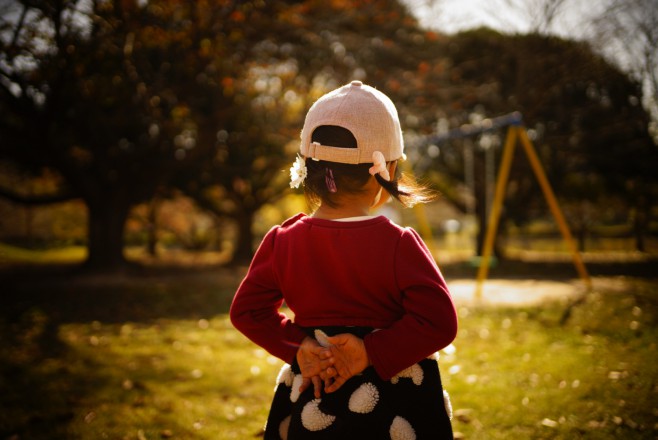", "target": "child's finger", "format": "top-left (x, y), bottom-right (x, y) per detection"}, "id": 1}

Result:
top-left (319, 366), bottom-right (336, 381)
top-left (309, 346), bottom-right (333, 359)
top-left (319, 357), bottom-right (335, 370)
top-left (325, 375), bottom-right (347, 393)
top-left (312, 376), bottom-right (322, 399)
top-left (323, 376), bottom-right (333, 391)
top-left (298, 377), bottom-right (311, 394)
